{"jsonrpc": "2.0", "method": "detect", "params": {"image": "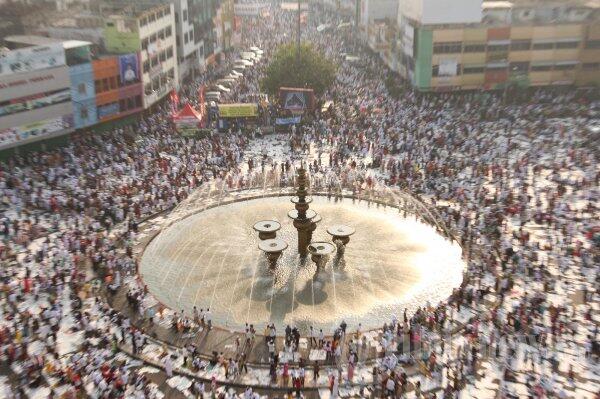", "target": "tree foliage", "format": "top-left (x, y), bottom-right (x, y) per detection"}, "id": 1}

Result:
top-left (261, 42), bottom-right (336, 97)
